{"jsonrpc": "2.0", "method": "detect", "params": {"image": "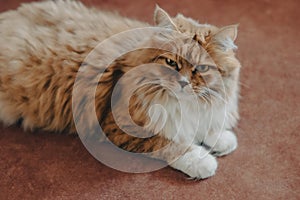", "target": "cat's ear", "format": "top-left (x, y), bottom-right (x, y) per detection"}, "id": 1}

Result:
top-left (214, 24), bottom-right (239, 50)
top-left (154, 5), bottom-right (178, 30)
